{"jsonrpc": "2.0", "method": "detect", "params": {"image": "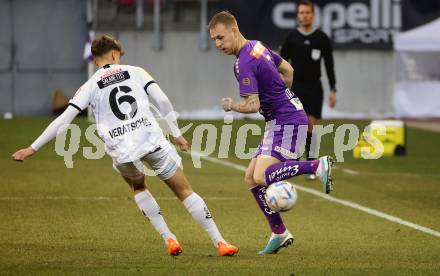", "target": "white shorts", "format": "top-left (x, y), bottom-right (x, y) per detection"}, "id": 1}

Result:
top-left (113, 146), bottom-right (182, 181)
